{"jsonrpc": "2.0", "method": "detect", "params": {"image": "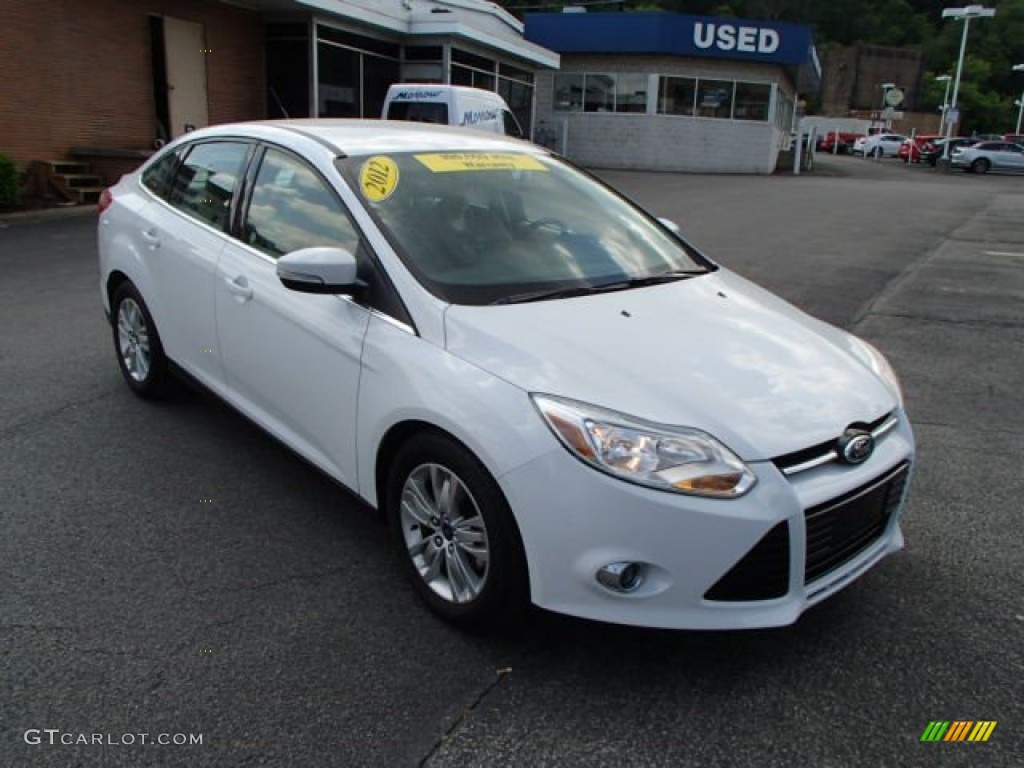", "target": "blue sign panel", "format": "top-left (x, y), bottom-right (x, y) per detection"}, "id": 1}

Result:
top-left (525, 12), bottom-right (816, 69)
